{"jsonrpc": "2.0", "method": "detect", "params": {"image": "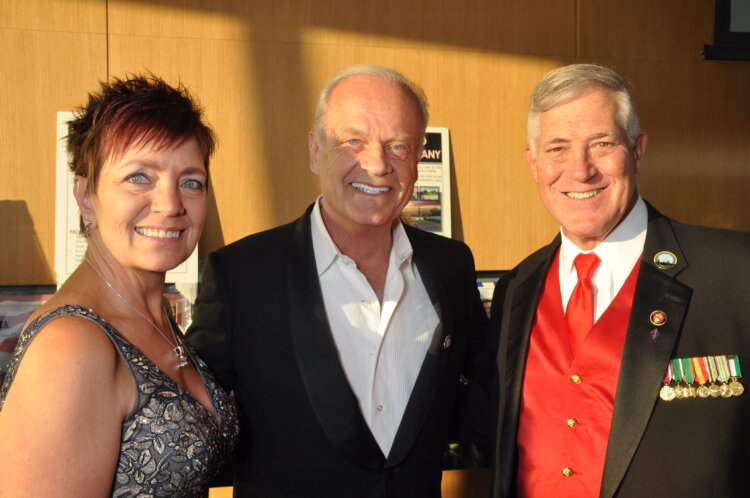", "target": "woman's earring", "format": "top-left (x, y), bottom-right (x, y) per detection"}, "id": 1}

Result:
top-left (83, 219), bottom-right (93, 238)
